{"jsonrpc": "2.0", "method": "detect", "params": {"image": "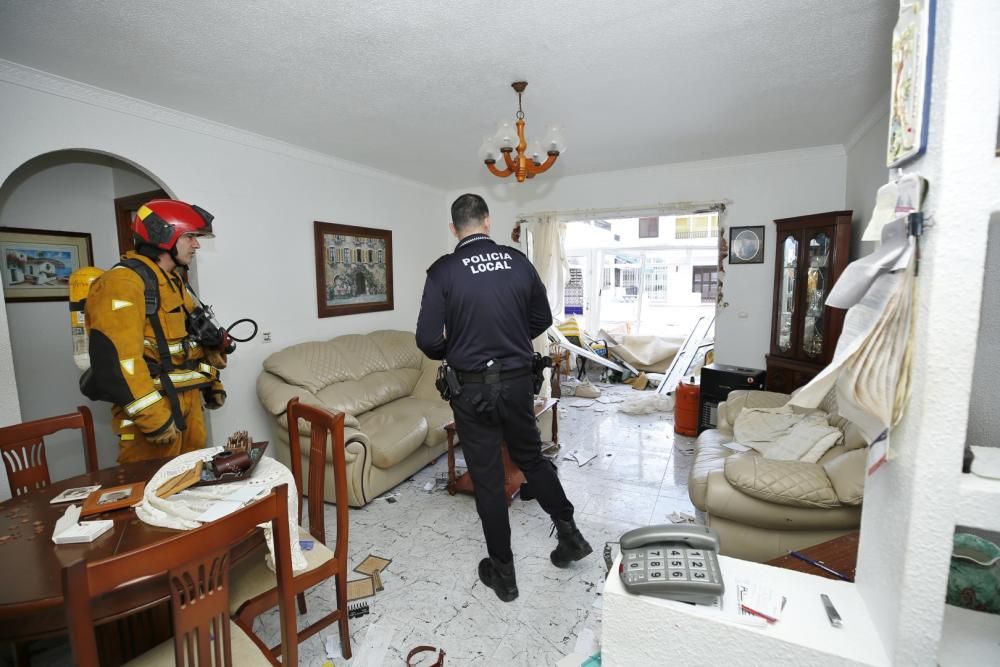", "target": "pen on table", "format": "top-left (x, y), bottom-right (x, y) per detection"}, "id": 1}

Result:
top-left (788, 550), bottom-right (852, 581)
